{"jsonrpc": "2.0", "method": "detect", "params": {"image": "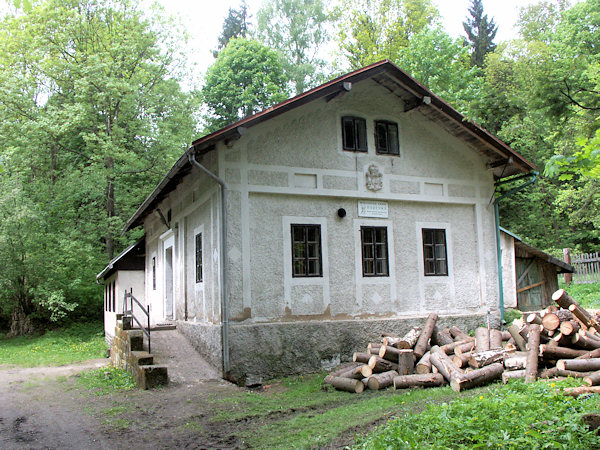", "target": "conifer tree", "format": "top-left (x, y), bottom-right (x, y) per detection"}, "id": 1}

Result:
top-left (213, 1), bottom-right (250, 57)
top-left (463, 0), bottom-right (498, 67)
